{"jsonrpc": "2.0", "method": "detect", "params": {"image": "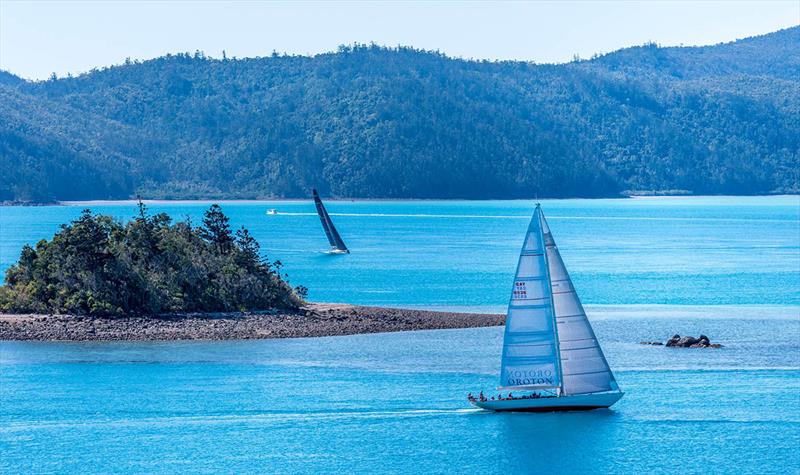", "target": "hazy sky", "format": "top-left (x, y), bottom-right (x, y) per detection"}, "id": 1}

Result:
top-left (1, 0), bottom-right (798, 80)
